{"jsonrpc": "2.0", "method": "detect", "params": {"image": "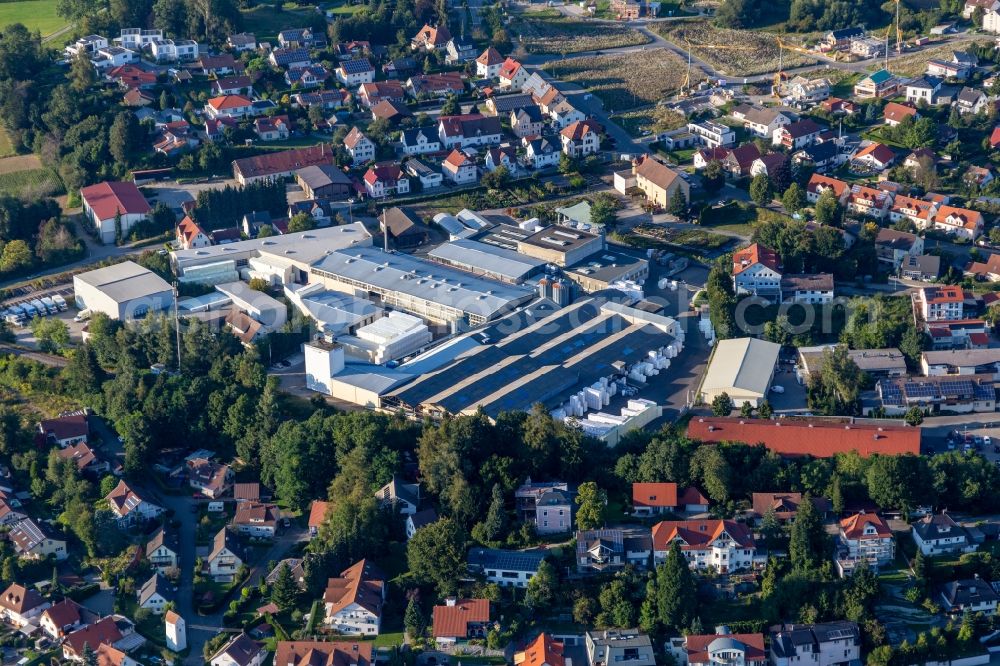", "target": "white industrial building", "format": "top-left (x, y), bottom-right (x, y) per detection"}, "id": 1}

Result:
top-left (214, 282), bottom-right (287, 332)
top-left (73, 261), bottom-right (173, 321)
top-left (284, 283), bottom-right (381, 337)
top-left (304, 340), bottom-right (414, 408)
top-left (338, 312), bottom-right (433, 365)
top-left (426, 239), bottom-right (545, 284)
top-left (170, 224), bottom-right (372, 283)
top-left (700, 337), bottom-right (781, 407)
